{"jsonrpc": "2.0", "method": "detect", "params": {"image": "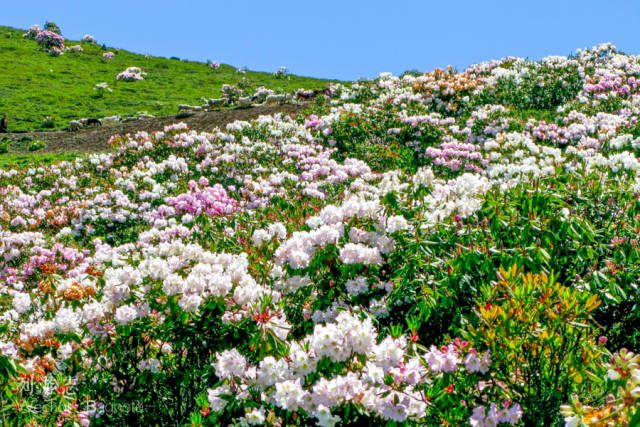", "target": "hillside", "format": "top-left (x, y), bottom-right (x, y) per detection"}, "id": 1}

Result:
top-left (0, 25), bottom-right (334, 131)
top-left (0, 103), bottom-right (308, 168)
top-left (1, 42), bottom-right (640, 426)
